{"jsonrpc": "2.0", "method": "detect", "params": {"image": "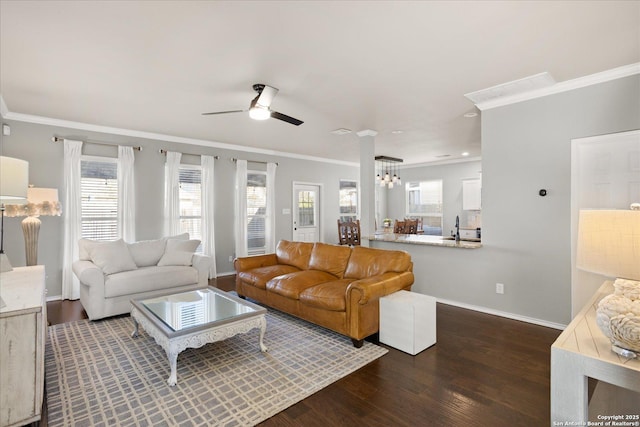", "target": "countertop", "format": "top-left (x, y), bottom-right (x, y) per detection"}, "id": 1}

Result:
top-left (363, 233), bottom-right (482, 249)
